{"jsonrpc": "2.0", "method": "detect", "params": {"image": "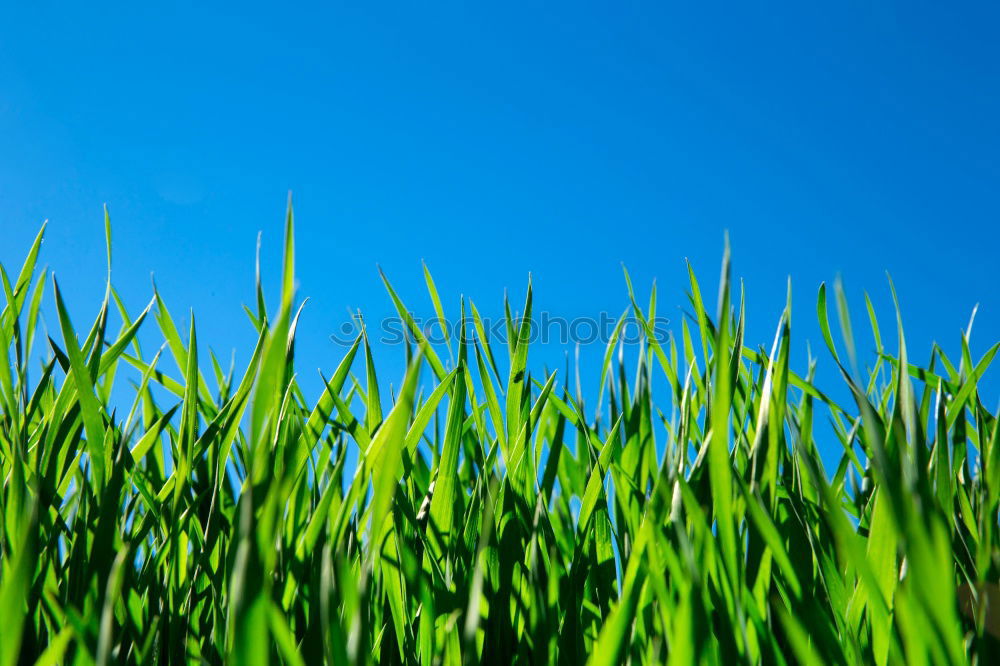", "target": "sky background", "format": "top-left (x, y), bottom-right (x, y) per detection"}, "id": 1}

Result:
top-left (2, 1), bottom-right (998, 468)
